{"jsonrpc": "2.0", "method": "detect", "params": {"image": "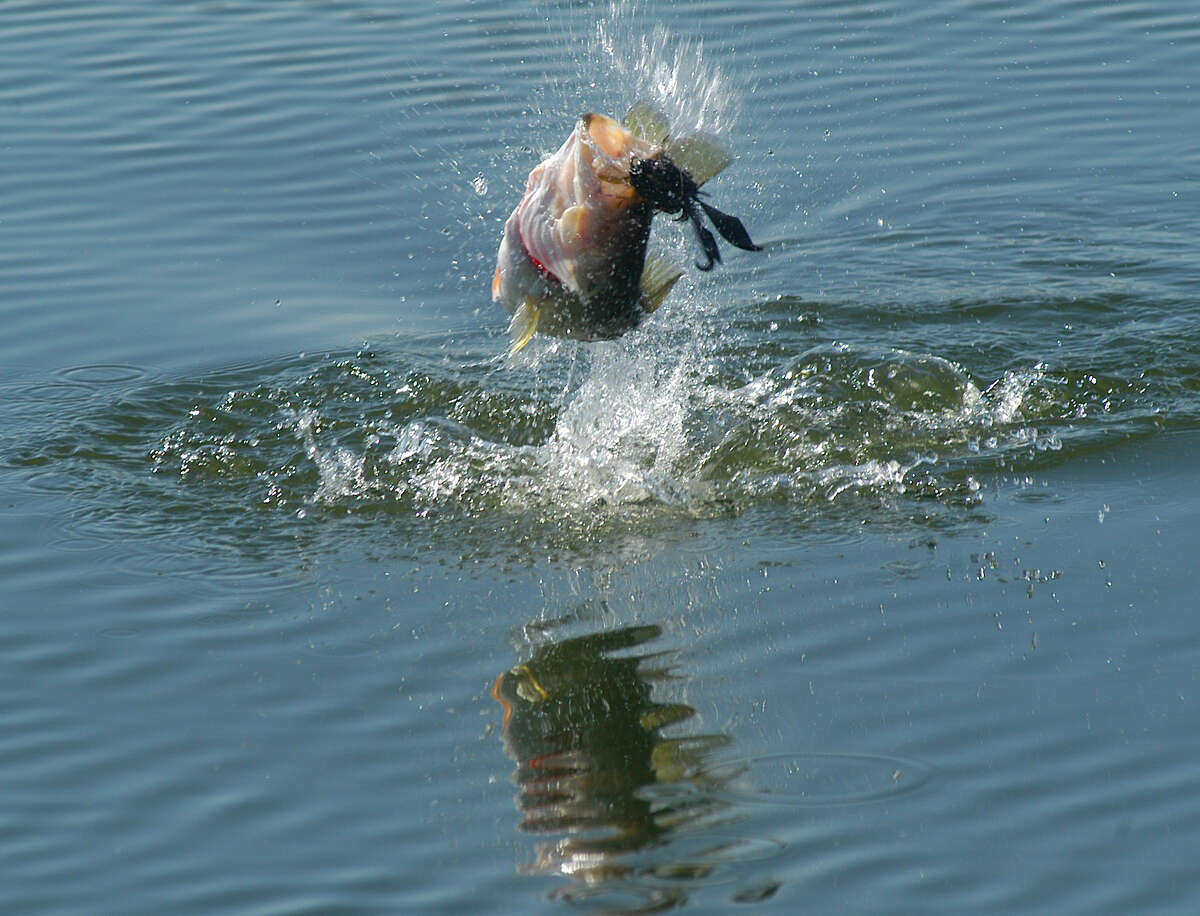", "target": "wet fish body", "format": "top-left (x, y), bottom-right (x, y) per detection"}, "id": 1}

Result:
top-left (492, 106), bottom-right (760, 352)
